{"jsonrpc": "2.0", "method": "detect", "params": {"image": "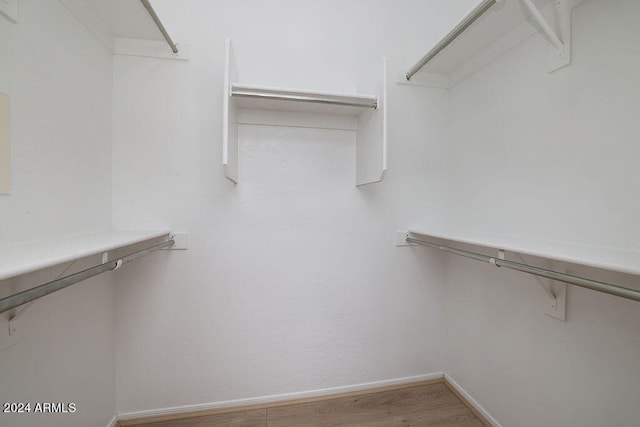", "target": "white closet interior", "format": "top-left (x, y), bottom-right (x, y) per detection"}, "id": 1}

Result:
top-left (1, 0), bottom-right (639, 426)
